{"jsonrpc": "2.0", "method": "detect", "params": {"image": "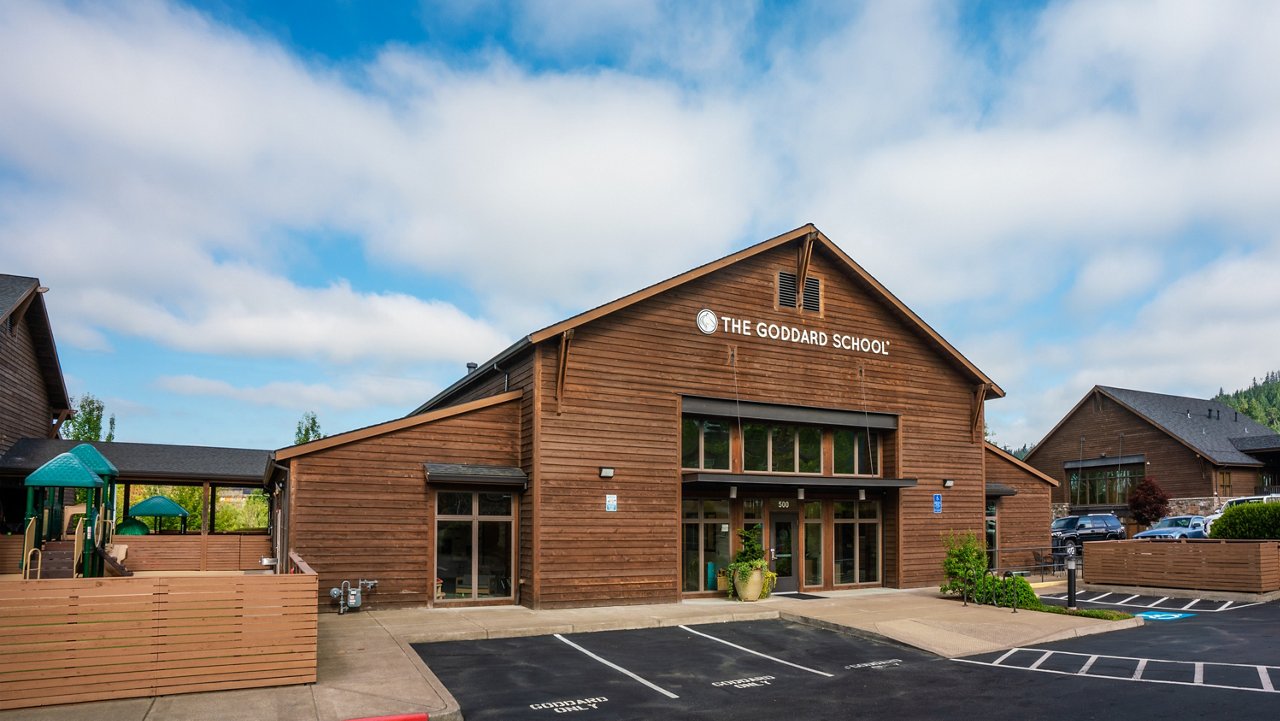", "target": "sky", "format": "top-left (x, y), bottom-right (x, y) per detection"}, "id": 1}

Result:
top-left (2, 0), bottom-right (1279, 452)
